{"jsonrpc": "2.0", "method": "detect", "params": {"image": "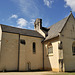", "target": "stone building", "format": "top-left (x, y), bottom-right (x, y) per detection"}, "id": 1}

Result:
top-left (0, 12), bottom-right (75, 72)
